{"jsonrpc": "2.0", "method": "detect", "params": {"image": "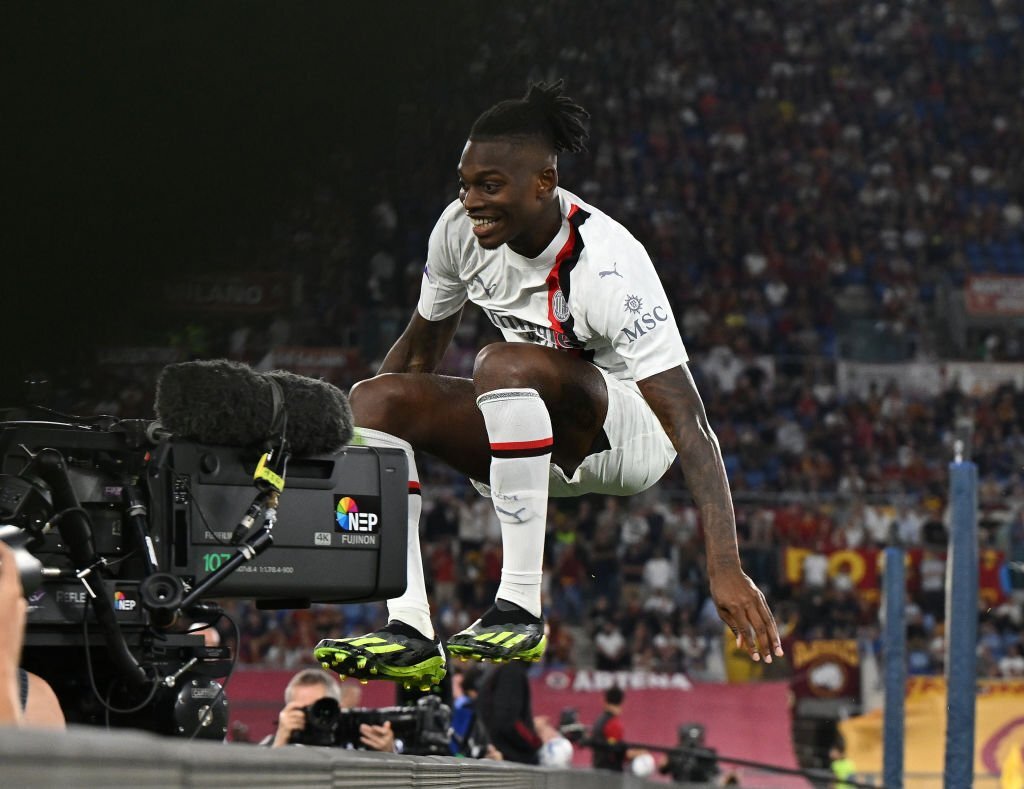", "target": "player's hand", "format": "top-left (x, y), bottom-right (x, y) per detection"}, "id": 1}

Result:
top-left (708, 563), bottom-right (783, 663)
top-left (359, 720), bottom-right (396, 752)
top-left (271, 701), bottom-right (307, 747)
